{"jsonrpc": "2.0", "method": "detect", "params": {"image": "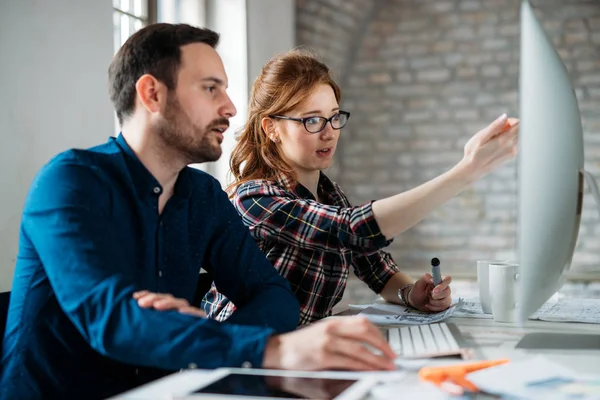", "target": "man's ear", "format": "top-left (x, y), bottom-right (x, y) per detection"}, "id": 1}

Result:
top-left (261, 117), bottom-right (280, 143)
top-left (135, 74), bottom-right (165, 114)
